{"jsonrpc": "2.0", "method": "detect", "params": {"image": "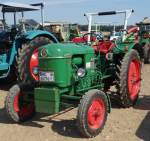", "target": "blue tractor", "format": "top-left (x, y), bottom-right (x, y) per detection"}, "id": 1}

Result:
top-left (0, 2), bottom-right (58, 83)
